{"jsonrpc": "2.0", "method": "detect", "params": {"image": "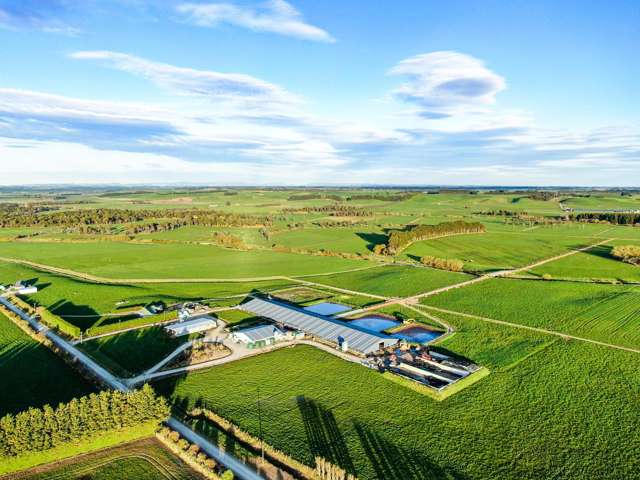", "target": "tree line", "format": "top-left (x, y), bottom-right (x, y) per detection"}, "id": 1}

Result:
top-left (571, 212), bottom-right (640, 225)
top-left (474, 209), bottom-right (528, 217)
top-left (346, 192), bottom-right (416, 202)
top-left (0, 385), bottom-right (169, 458)
top-left (612, 245), bottom-right (640, 265)
top-left (283, 205), bottom-right (373, 217)
top-left (381, 220), bottom-right (485, 254)
top-left (420, 255), bottom-right (464, 272)
top-left (0, 207), bottom-right (270, 230)
top-left (287, 193), bottom-right (343, 201)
